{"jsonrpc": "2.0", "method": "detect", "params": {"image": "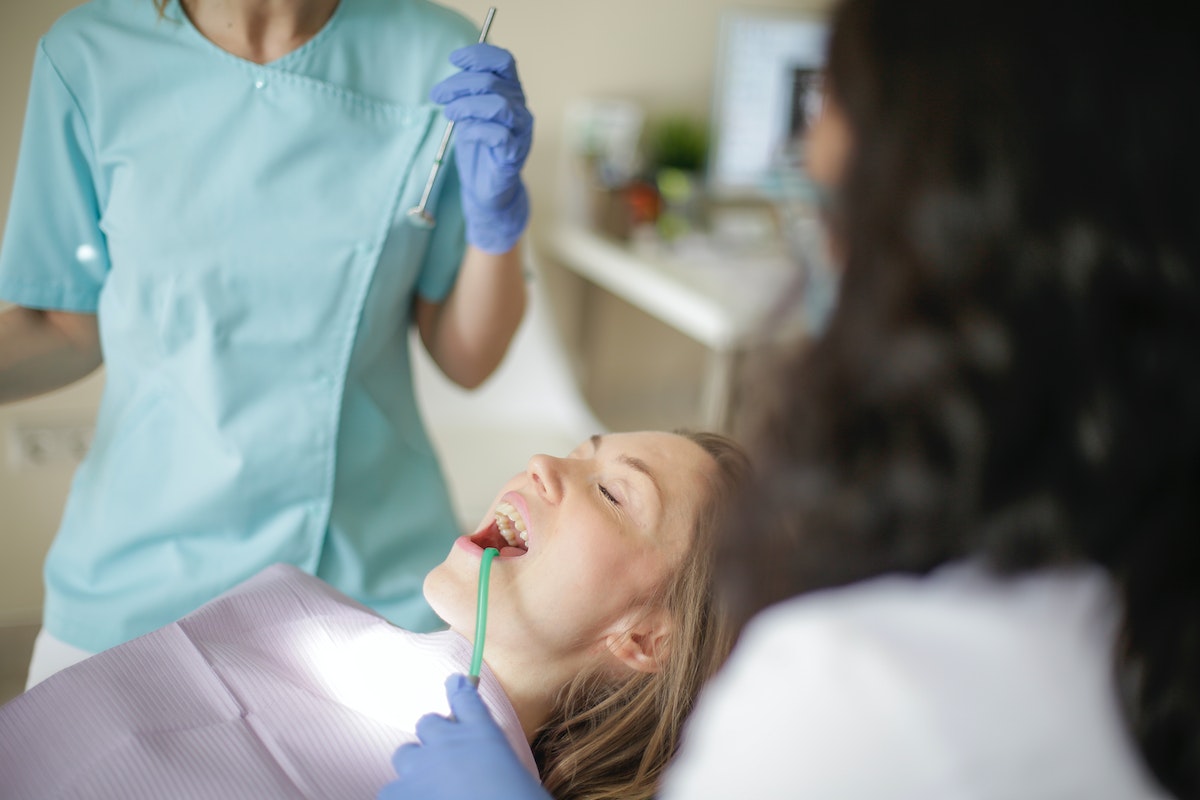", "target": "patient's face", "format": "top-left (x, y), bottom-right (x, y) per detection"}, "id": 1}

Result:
top-left (424, 431), bottom-right (715, 665)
